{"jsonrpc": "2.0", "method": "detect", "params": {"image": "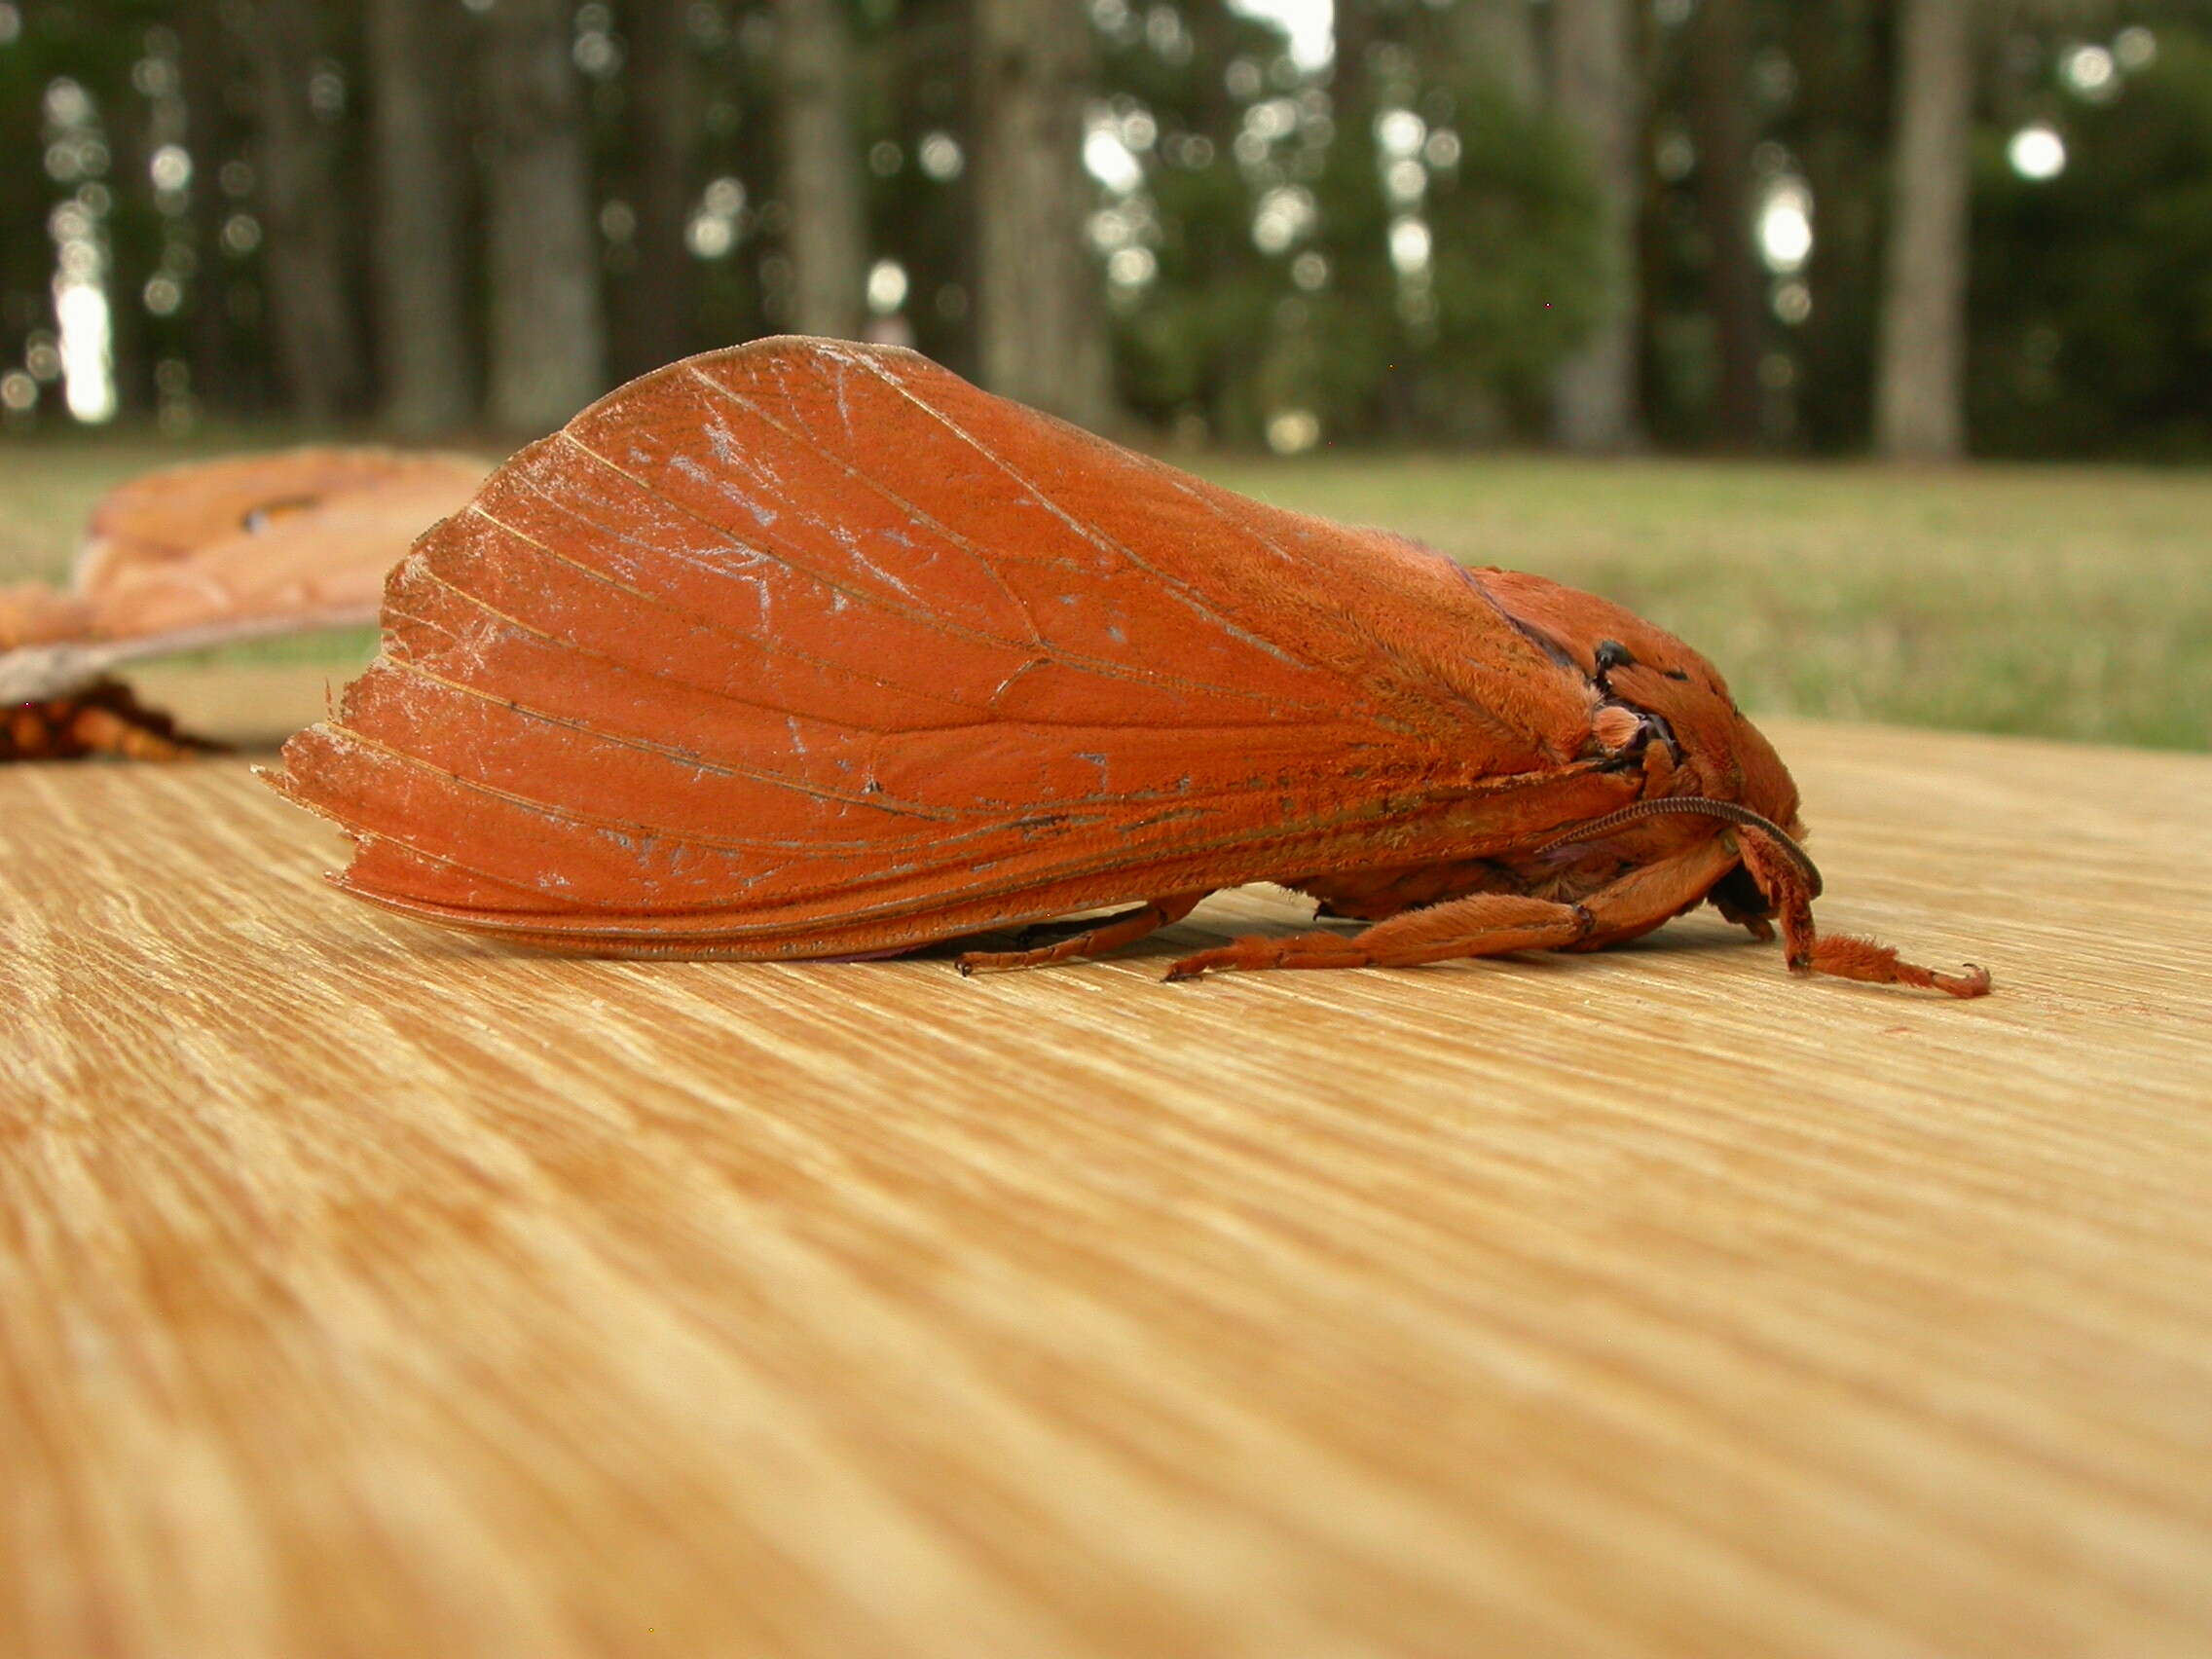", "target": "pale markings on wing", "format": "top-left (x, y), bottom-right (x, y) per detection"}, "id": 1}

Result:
top-left (826, 521), bottom-right (923, 606)
top-left (498, 470), bottom-right (793, 652)
top-left (672, 443), bottom-right (780, 529)
top-left (559, 419), bottom-right (1284, 711)
top-left (986, 658), bottom-right (1044, 716)
top-left (840, 348), bottom-right (1318, 674)
top-left (409, 555), bottom-right (1312, 741)
top-left (686, 362), bottom-right (1031, 633)
top-left (370, 575), bottom-right (1370, 856)
top-left (400, 559), bottom-right (984, 743)
top-left (465, 492), bottom-right (986, 719)
top-left (558, 427), bottom-right (979, 639)
top-left (681, 360), bottom-right (1341, 713)
top-left (830, 352), bottom-right (855, 438)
